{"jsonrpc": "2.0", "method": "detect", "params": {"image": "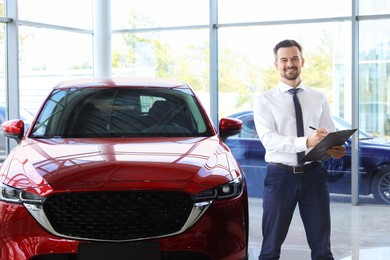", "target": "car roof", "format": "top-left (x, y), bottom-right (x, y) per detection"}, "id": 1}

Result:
top-left (54, 77), bottom-right (189, 90)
